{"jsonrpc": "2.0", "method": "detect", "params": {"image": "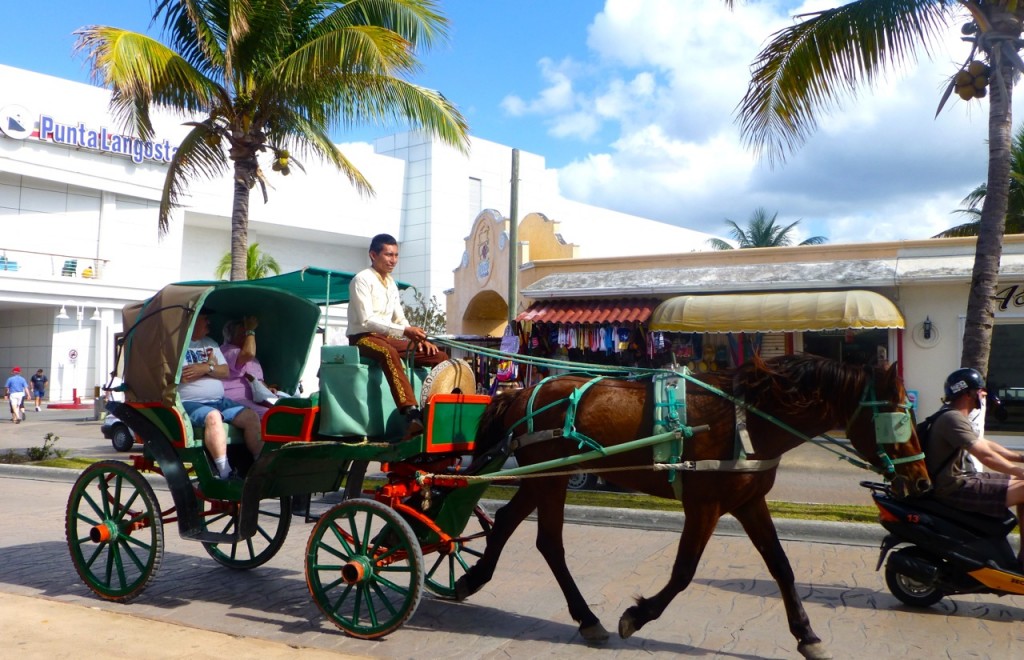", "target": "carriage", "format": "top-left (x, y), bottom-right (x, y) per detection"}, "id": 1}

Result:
top-left (64, 267), bottom-right (505, 638)
top-left (64, 267), bottom-right (931, 656)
